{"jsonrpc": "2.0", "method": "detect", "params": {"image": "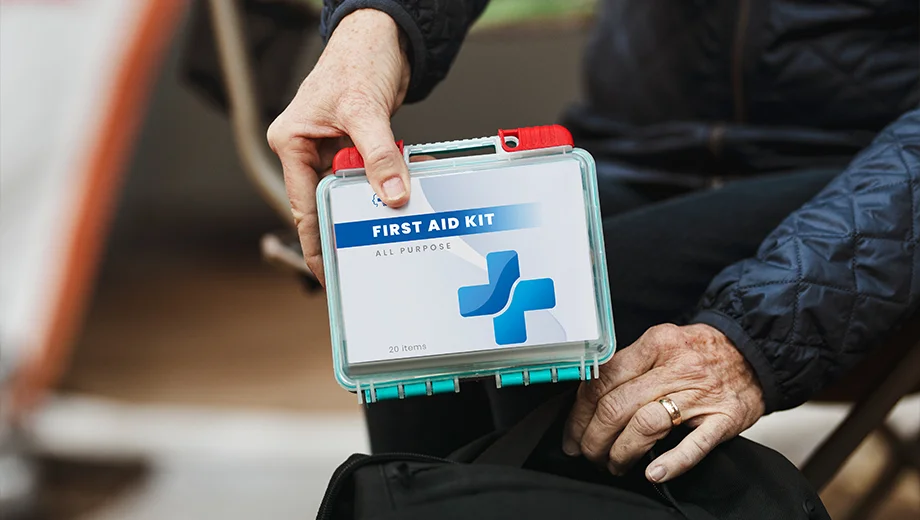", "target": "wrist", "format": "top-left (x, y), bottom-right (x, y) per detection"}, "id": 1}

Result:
top-left (684, 322), bottom-right (766, 412)
top-left (395, 24), bottom-right (411, 104)
top-left (329, 9), bottom-right (411, 104)
top-left (683, 322), bottom-right (731, 346)
top-left (690, 309), bottom-right (778, 413)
